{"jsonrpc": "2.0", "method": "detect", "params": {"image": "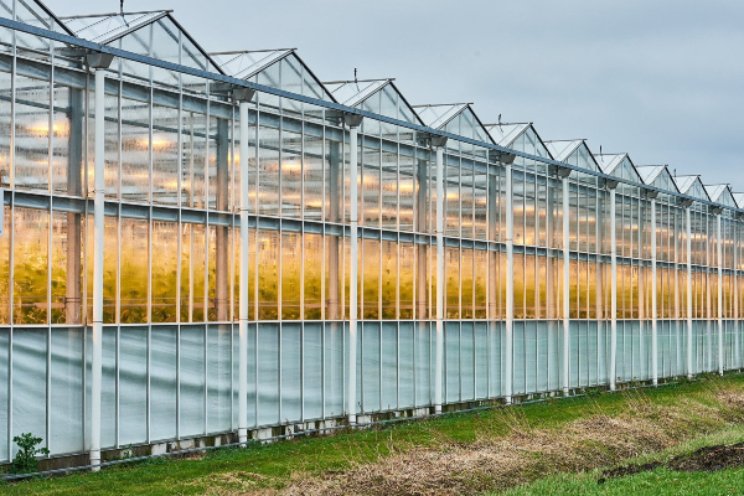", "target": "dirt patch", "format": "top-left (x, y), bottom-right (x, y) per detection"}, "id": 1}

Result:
top-left (669, 443), bottom-right (744, 472)
top-left (599, 442), bottom-right (744, 483)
